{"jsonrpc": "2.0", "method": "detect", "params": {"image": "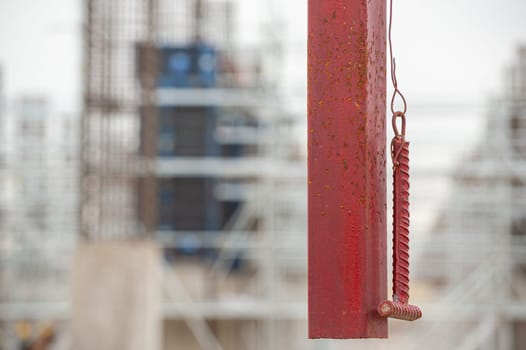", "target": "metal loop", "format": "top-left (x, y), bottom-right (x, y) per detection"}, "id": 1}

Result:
top-left (390, 87), bottom-right (407, 116)
top-left (392, 111), bottom-right (406, 138)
